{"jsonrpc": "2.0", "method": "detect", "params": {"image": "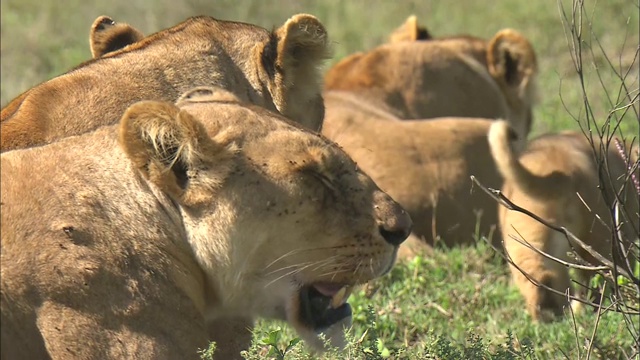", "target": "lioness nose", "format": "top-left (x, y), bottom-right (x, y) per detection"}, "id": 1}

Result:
top-left (379, 222), bottom-right (411, 246)
top-left (378, 208), bottom-right (412, 246)
top-left (374, 191), bottom-right (412, 246)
